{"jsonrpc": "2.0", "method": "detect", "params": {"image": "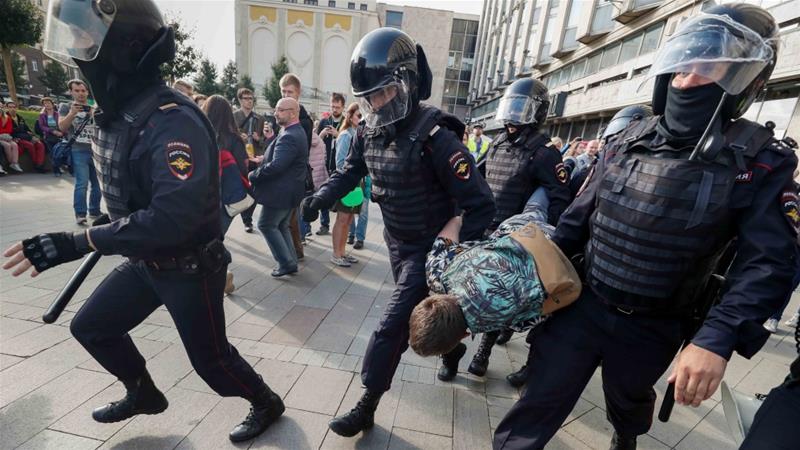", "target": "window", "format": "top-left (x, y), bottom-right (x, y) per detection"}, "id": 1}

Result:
top-left (570, 58), bottom-right (586, 82)
top-left (31, 60), bottom-right (38, 72)
top-left (599, 42), bottom-right (621, 69)
top-left (328, 0), bottom-right (336, 5)
top-left (583, 119), bottom-right (601, 140)
top-left (303, 0), bottom-right (318, 5)
top-left (640, 22), bottom-right (664, 55)
top-left (562, 0), bottom-right (581, 50)
top-left (619, 32), bottom-right (643, 64)
top-left (450, 34), bottom-right (465, 52)
top-left (386, 10), bottom-right (403, 28)
top-left (360, 3), bottom-right (367, 10)
top-left (585, 52), bottom-right (602, 76)
top-left (591, 2), bottom-right (614, 34)
top-left (348, 2), bottom-right (355, 9)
